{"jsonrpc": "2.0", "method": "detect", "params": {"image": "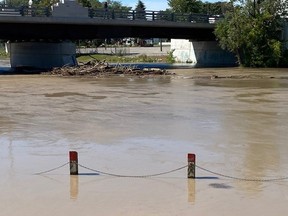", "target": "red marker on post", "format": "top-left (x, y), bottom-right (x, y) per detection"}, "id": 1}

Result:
top-left (187, 153), bottom-right (196, 178)
top-left (69, 151), bottom-right (78, 175)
